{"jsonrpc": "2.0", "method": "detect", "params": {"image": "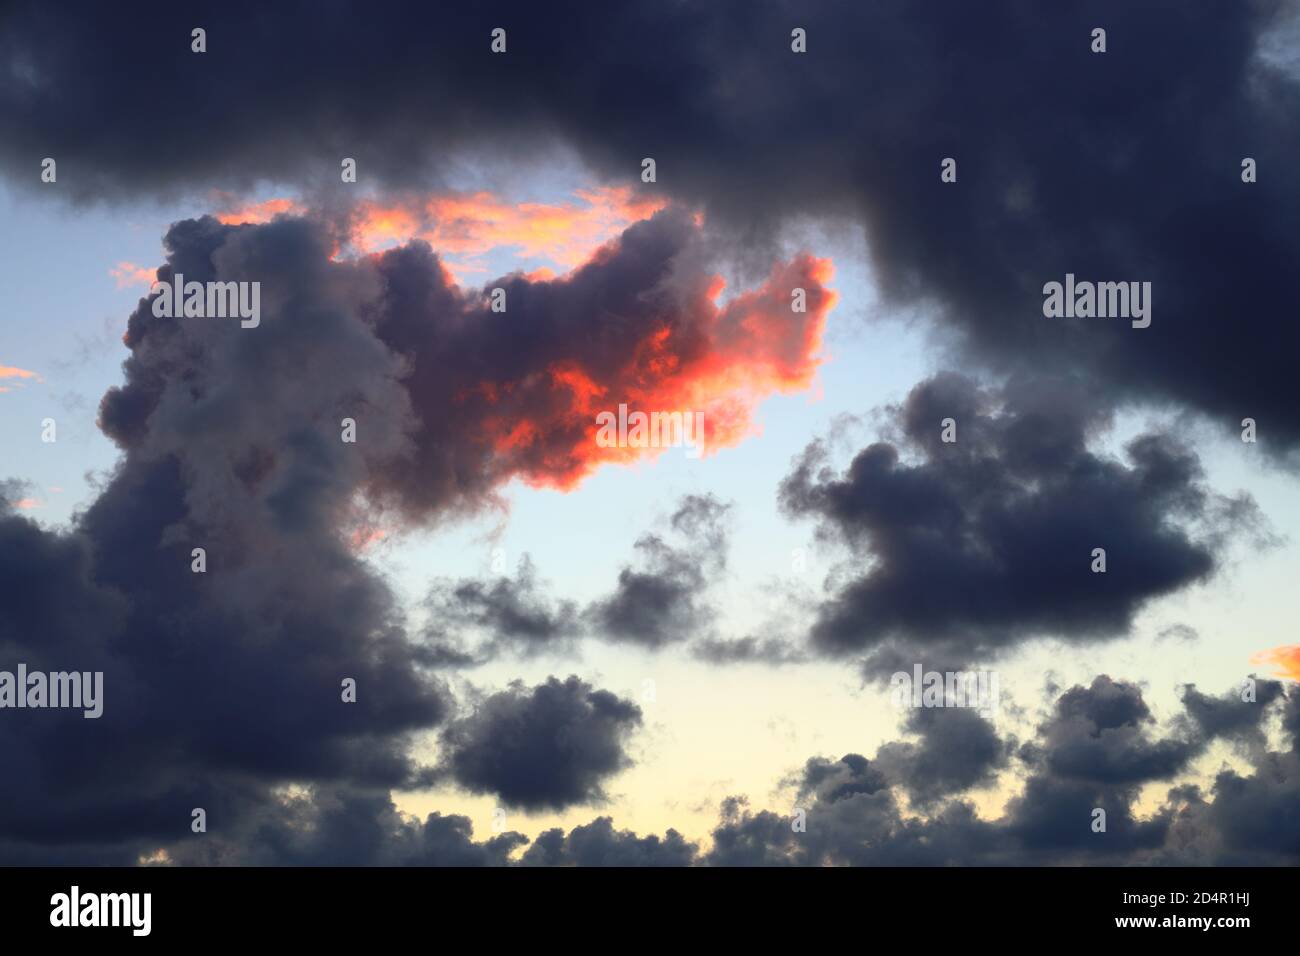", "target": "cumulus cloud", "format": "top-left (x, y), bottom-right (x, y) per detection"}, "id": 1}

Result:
top-left (436, 676), bottom-right (642, 811)
top-left (97, 210), bottom-right (831, 525)
top-left (4, 1), bottom-right (1298, 868)
top-left (873, 706), bottom-right (1012, 805)
top-left (779, 373), bottom-right (1266, 671)
top-left (0, 218), bottom-right (450, 864)
top-left (165, 787), bottom-right (528, 867)
top-left (705, 676), bottom-right (1299, 866)
top-left (520, 816), bottom-right (697, 867)
top-left (6, 207), bottom-right (806, 860)
top-left (584, 493), bottom-right (732, 648)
